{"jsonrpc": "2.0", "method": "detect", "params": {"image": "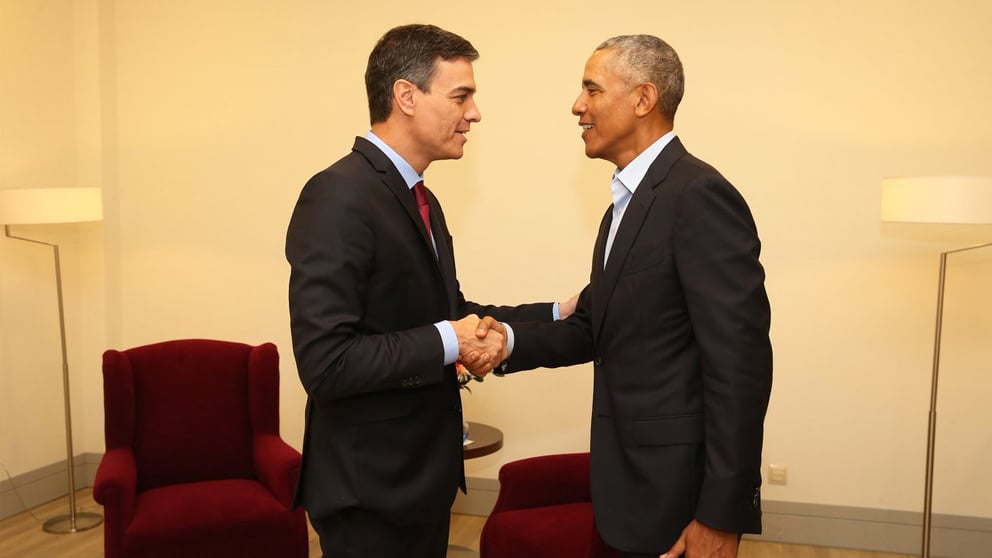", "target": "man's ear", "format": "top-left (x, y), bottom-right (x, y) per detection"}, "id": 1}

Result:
top-left (634, 82), bottom-right (659, 117)
top-left (394, 79), bottom-right (417, 117)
